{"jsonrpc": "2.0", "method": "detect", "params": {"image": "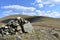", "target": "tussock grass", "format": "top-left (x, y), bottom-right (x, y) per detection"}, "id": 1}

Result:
top-left (0, 35), bottom-right (16, 40)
